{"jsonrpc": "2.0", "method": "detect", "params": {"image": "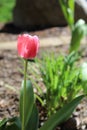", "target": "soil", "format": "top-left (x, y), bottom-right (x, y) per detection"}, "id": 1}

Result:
top-left (0, 22), bottom-right (87, 130)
